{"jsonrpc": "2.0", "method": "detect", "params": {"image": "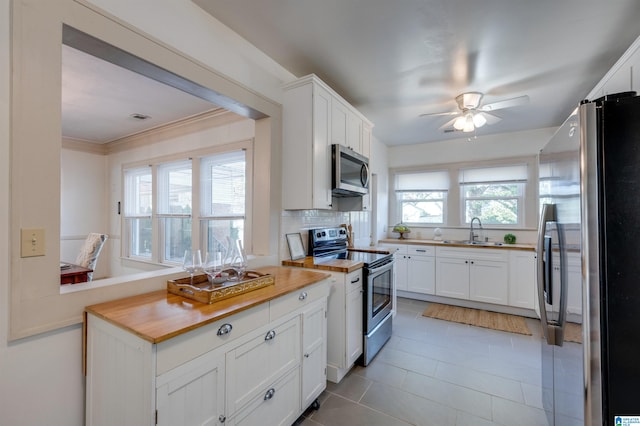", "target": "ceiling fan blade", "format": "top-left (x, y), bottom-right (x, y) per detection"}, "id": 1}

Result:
top-left (480, 95), bottom-right (529, 112)
top-left (438, 117), bottom-right (459, 130)
top-left (419, 110), bottom-right (459, 118)
top-left (479, 111), bottom-right (502, 125)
